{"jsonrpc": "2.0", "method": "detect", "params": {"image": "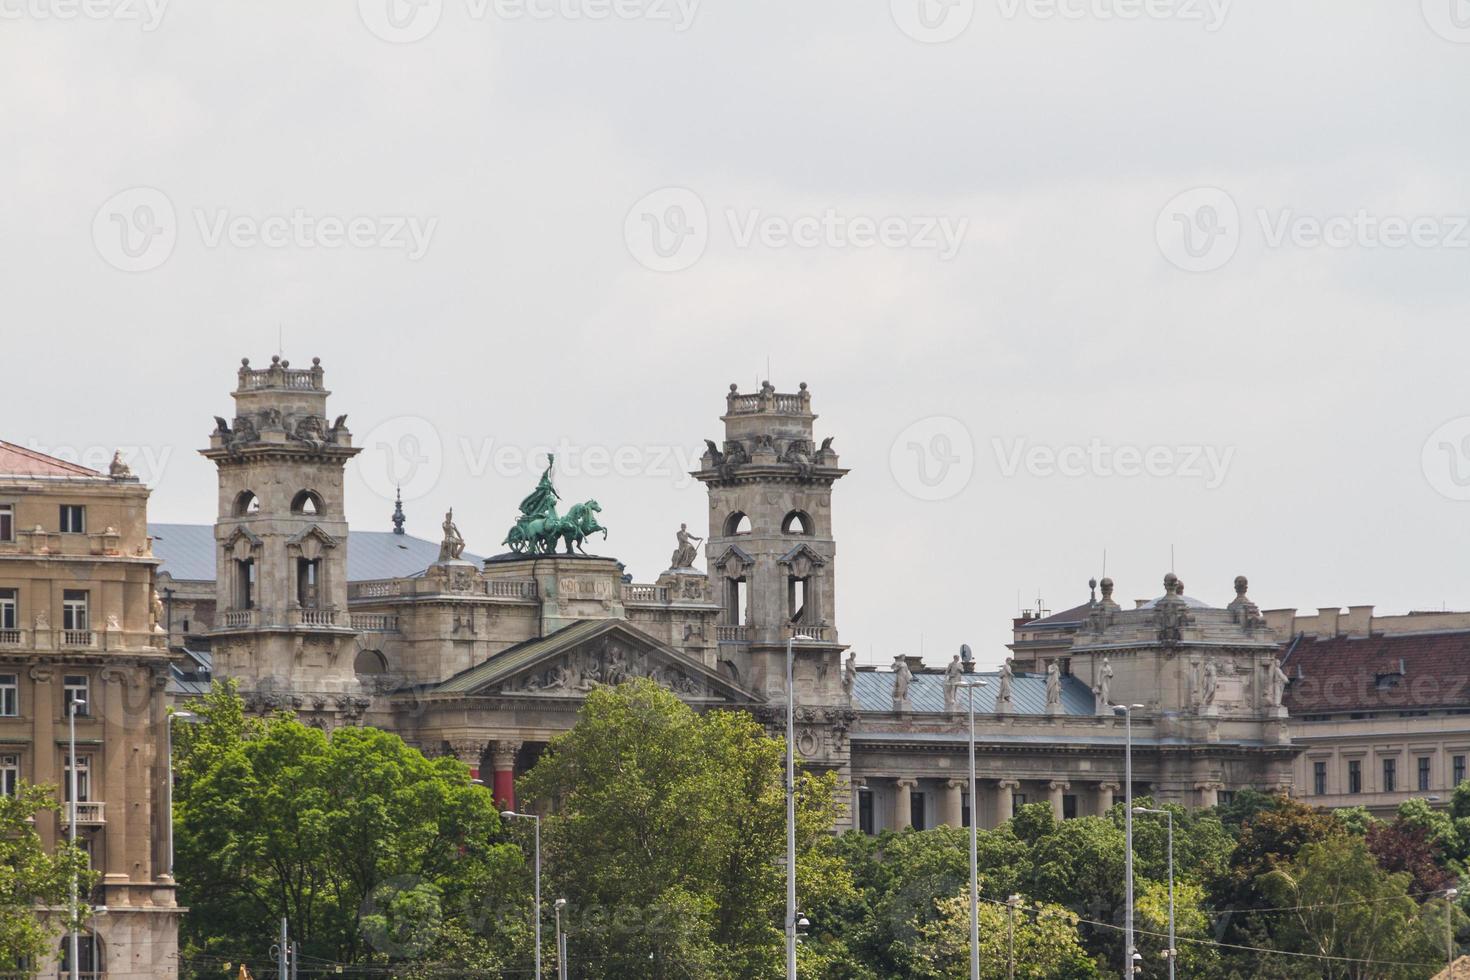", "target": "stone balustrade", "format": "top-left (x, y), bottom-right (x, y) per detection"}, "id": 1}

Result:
top-left (350, 613), bottom-right (399, 632)
top-left (0, 629), bottom-right (20, 646)
top-left (221, 609), bottom-right (256, 628)
top-left (725, 383), bottom-right (813, 417)
top-left (60, 801), bottom-right (107, 827)
top-left (716, 625), bottom-right (751, 642)
top-left (349, 577), bottom-right (538, 601)
top-left (61, 629), bottom-right (95, 649)
top-left (622, 584), bottom-right (668, 604)
top-left (237, 356), bottom-right (325, 391)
